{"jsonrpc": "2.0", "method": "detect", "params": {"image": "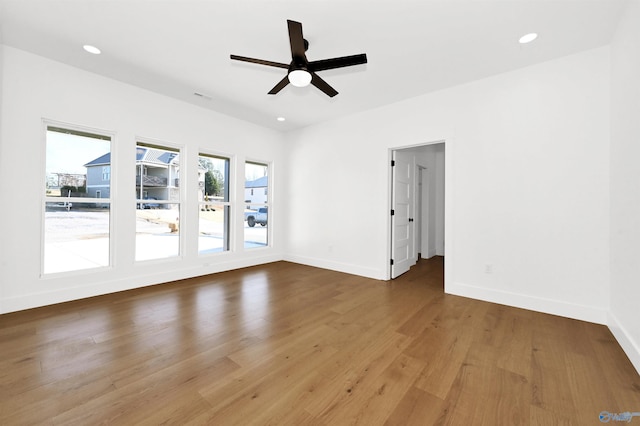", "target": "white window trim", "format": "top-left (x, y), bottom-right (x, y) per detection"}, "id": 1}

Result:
top-left (135, 137), bottom-right (185, 263)
top-left (198, 149), bottom-right (235, 255)
top-left (41, 119), bottom-right (117, 277)
top-left (244, 158), bottom-right (272, 250)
